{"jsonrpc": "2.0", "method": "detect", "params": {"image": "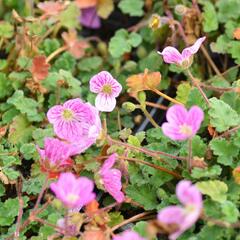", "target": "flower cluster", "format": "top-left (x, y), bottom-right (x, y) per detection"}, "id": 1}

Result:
top-left (158, 180), bottom-right (203, 240)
